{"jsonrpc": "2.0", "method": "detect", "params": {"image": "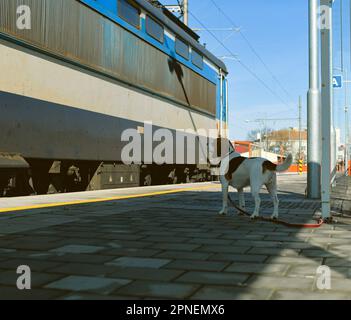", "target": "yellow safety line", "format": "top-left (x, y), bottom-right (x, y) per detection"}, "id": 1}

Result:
top-left (0, 184), bottom-right (219, 213)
